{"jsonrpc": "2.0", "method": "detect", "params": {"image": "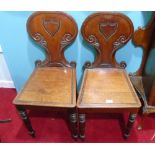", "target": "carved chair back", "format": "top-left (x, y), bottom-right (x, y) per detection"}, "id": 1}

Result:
top-left (132, 13), bottom-right (155, 107)
top-left (133, 13), bottom-right (155, 76)
top-left (81, 12), bottom-right (134, 68)
top-left (27, 11), bottom-right (78, 68)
